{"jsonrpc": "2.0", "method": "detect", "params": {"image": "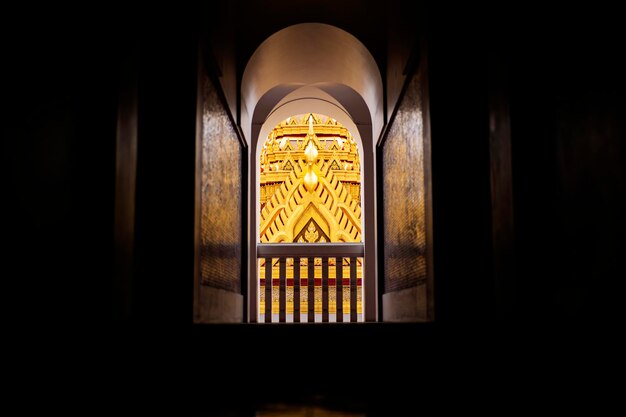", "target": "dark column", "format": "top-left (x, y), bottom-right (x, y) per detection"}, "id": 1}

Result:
top-left (336, 257), bottom-right (343, 322)
top-left (279, 257), bottom-right (286, 322)
top-left (308, 257), bottom-right (315, 322)
top-left (265, 259), bottom-right (272, 323)
top-left (294, 257), bottom-right (300, 323)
